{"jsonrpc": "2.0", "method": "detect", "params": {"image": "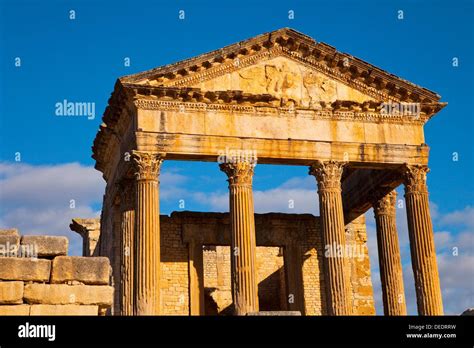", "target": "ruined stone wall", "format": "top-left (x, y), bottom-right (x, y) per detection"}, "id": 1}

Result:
top-left (0, 229), bottom-right (113, 316)
top-left (90, 211), bottom-right (375, 315)
top-left (202, 246), bottom-right (285, 314)
top-left (345, 215), bottom-right (375, 315)
top-left (300, 219), bottom-right (326, 315)
top-left (160, 216), bottom-right (189, 315)
top-left (160, 212), bottom-right (374, 316)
